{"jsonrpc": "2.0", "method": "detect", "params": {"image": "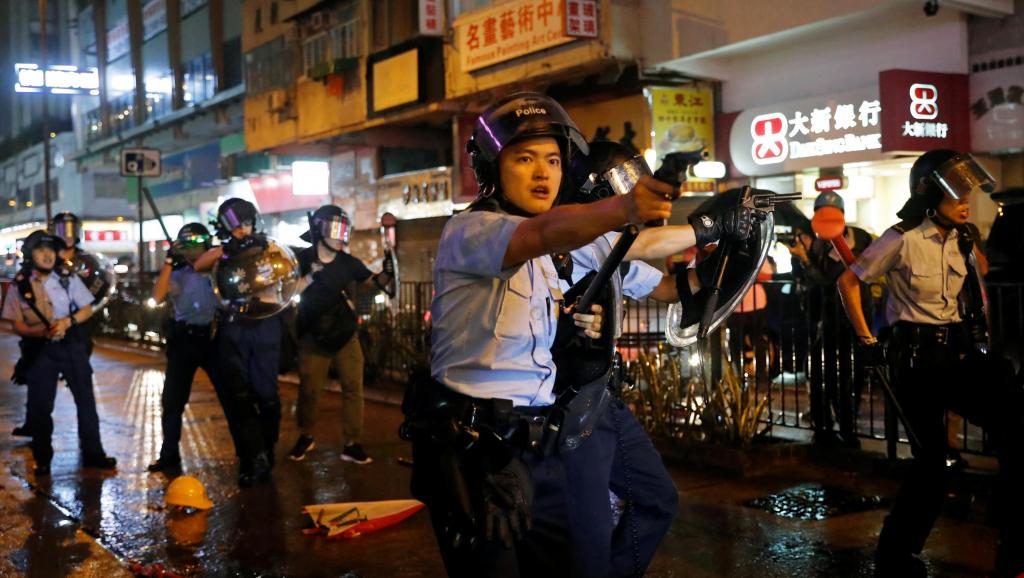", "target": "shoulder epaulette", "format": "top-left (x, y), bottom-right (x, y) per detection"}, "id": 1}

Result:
top-left (892, 218), bottom-right (923, 234)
